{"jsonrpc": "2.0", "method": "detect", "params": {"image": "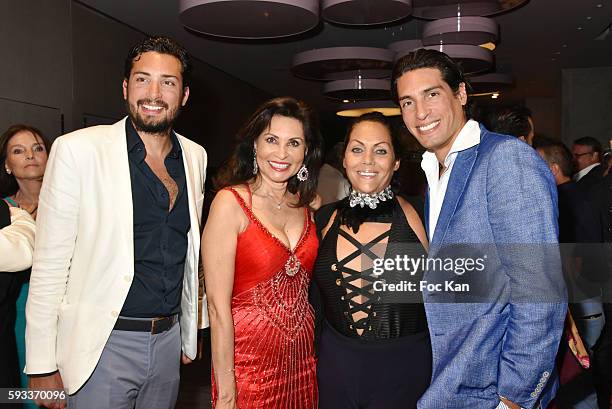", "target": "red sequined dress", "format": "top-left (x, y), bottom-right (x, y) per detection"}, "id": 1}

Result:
top-left (211, 186), bottom-right (318, 409)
